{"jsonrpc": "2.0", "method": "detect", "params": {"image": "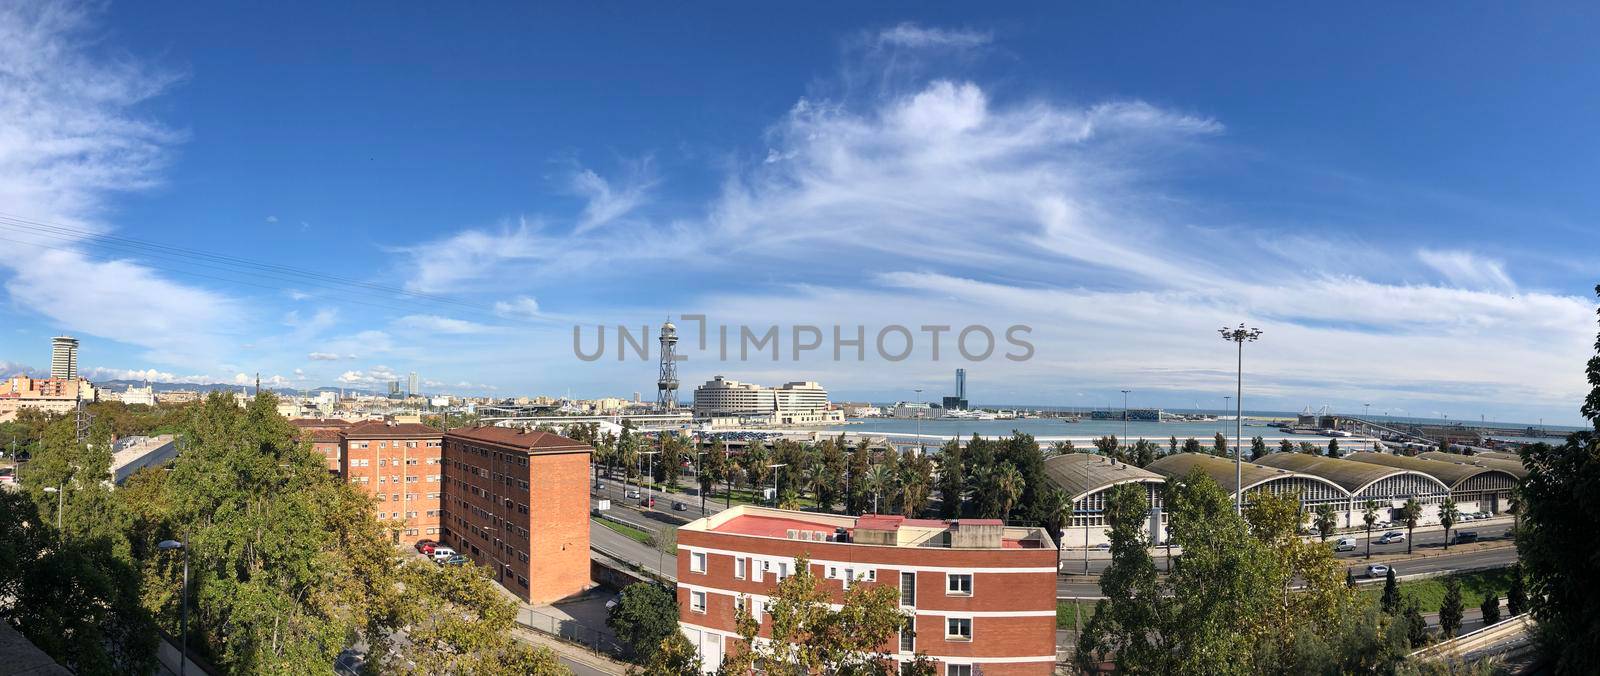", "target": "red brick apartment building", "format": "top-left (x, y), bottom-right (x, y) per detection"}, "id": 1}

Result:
top-left (440, 427), bottom-right (593, 605)
top-left (340, 421), bottom-right (445, 546)
top-left (676, 506), bottom-right (1058, 675)
top-left (289, 418), bottom-right (351, 475)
